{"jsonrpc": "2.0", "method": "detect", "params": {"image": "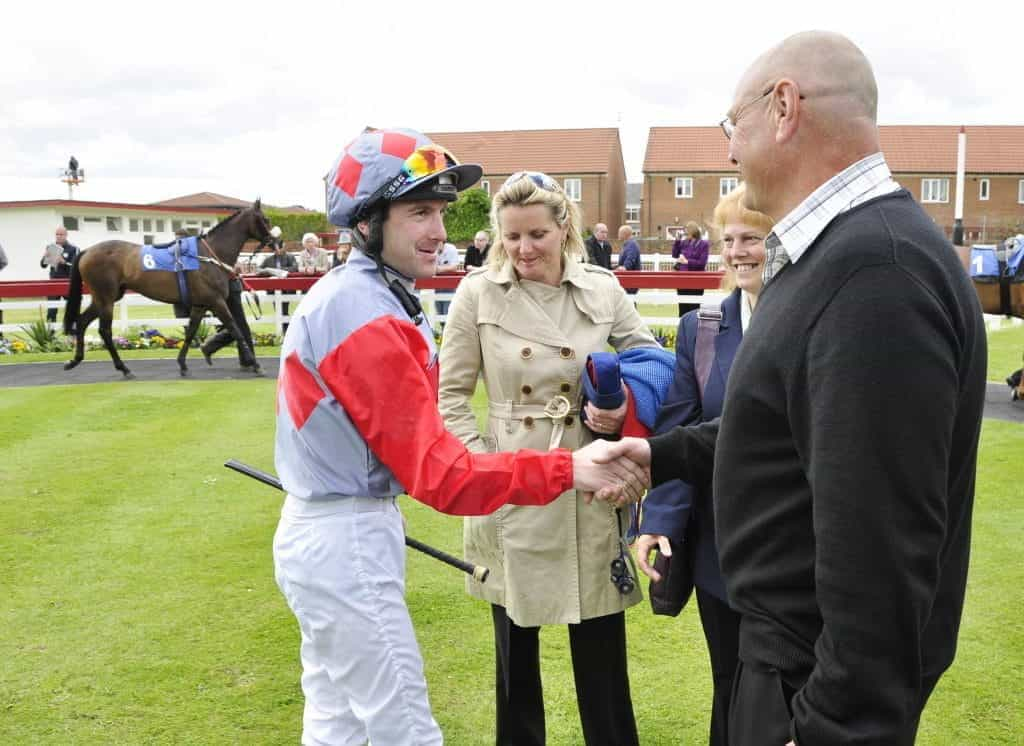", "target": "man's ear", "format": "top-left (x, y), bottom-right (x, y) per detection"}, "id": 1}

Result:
top-left (773, 78), bottom-right (801, 144)
top-left (356, 220), bottom-right (370, 238)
